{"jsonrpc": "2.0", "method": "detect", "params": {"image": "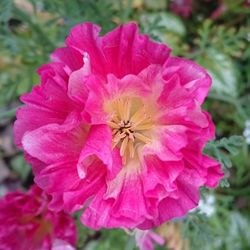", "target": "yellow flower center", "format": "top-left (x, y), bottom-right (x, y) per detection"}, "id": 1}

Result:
top-left (105, 97), bottom-right (153, 164)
